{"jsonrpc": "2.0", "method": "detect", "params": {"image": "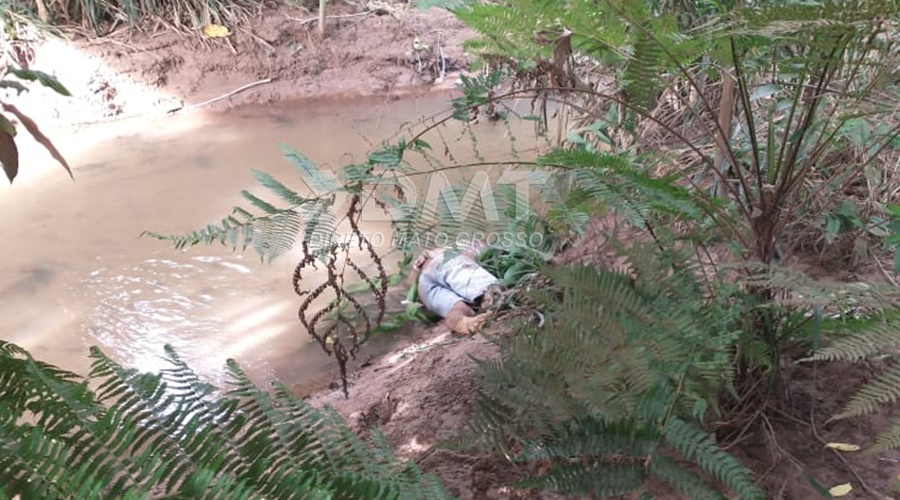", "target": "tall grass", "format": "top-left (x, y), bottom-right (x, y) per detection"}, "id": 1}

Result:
top-left (0, 0), bottom-right (272, 35)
